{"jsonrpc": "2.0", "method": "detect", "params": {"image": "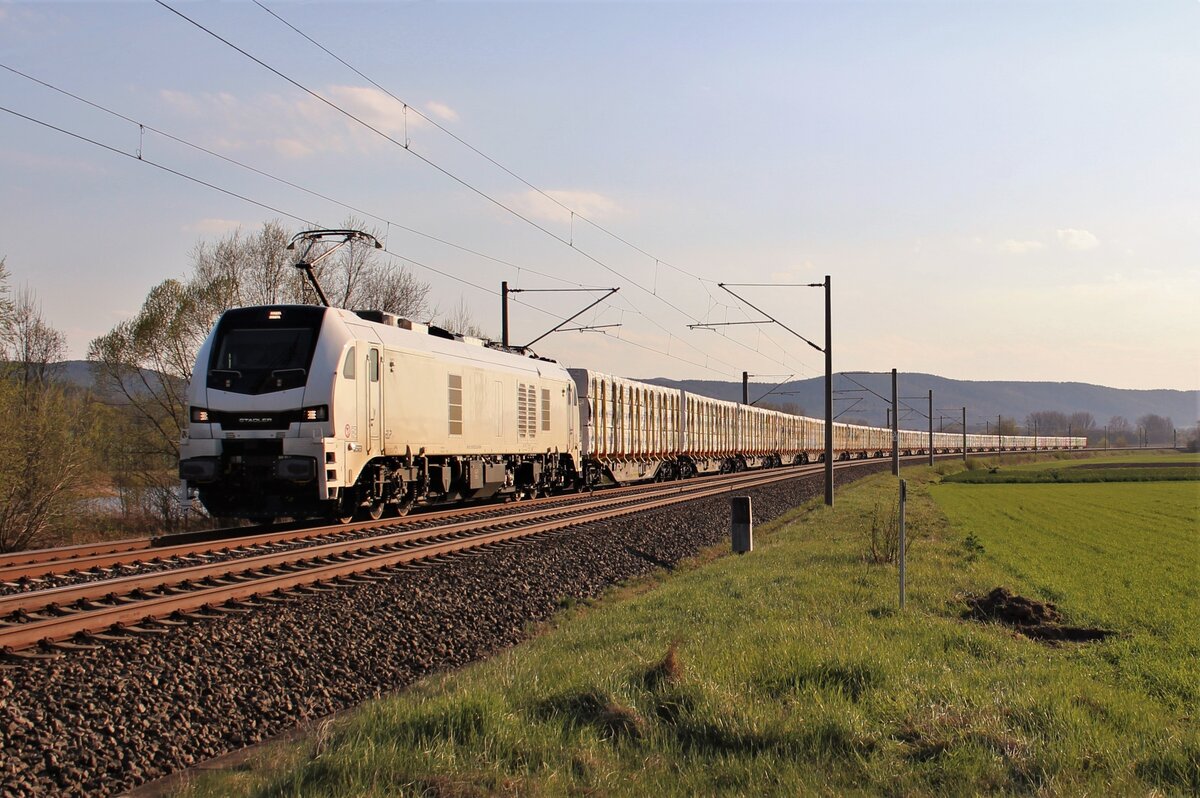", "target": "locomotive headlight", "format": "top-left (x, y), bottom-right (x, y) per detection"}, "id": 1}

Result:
top-left (190, 407), bottom-right (211, 423)
top-left (302, 405), bottom-right (329, 422)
